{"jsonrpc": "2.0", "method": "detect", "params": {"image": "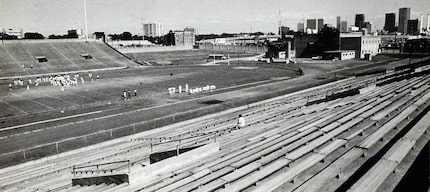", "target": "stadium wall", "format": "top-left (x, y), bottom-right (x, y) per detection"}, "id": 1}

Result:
top-left (116, 45), bottom-right (194, 53)
top-left (198, 43), bottom-right (268, 53)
